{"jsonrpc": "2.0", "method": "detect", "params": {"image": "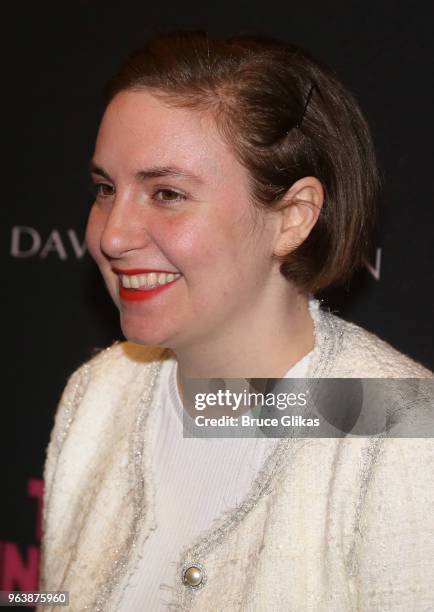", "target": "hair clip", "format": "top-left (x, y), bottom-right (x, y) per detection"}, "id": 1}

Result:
top-left (294, 82), bottom-right (316, 130)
